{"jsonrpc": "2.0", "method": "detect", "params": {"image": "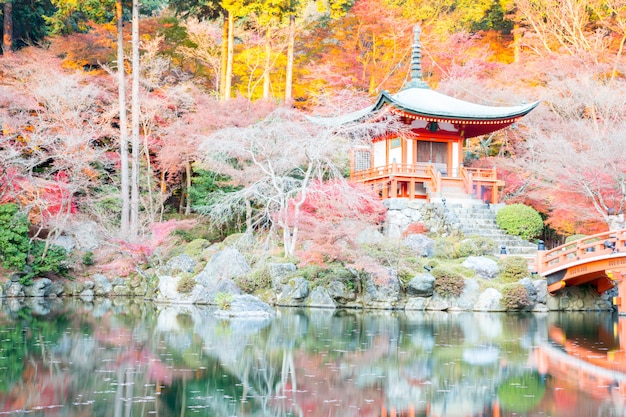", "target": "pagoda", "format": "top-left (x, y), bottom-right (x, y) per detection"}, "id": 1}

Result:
top-left (312, 26), bottom-right (539, 204)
